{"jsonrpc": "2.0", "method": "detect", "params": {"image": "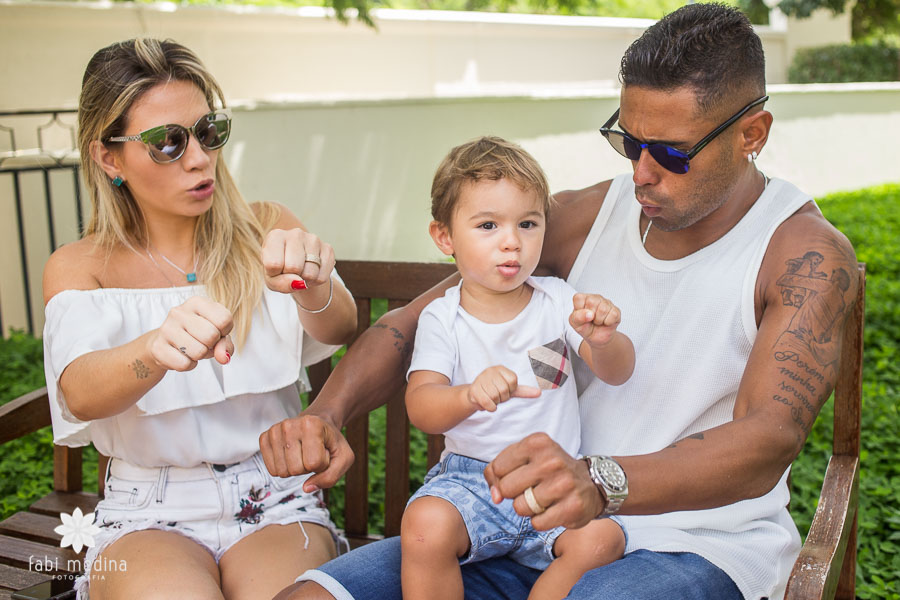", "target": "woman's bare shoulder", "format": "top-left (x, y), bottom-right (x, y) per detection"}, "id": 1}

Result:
top-left (43, 237), bottom-right (104, 304)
